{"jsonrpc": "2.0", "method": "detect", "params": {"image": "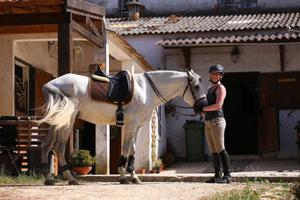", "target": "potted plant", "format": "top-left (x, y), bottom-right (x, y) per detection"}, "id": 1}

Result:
top-left (153, 159), bottom-right (162, 173)
top-left (69, 149), bottom-right (95, 175)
